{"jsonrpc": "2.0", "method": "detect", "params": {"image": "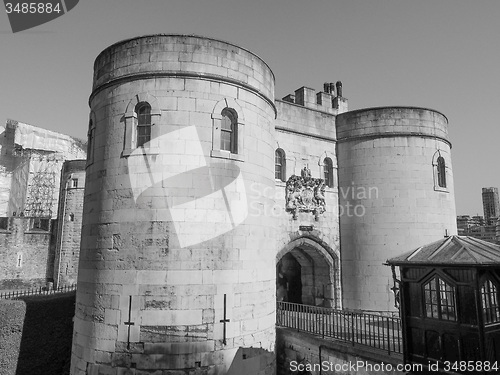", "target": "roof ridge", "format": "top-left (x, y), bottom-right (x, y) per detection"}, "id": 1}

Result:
top-left (428, 235), bottom-right (454, 260)
top-left (462, 236), bottom-right (500, 260)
